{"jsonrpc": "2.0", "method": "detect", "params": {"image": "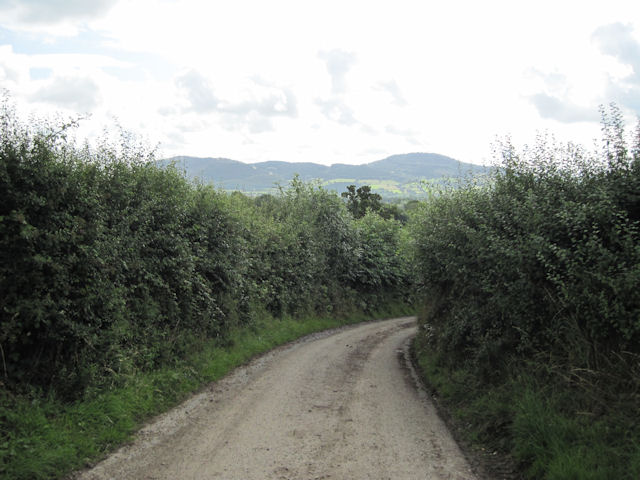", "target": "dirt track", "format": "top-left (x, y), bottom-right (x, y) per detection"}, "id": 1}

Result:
top-left (75, 317), bottom-right (476, 480)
